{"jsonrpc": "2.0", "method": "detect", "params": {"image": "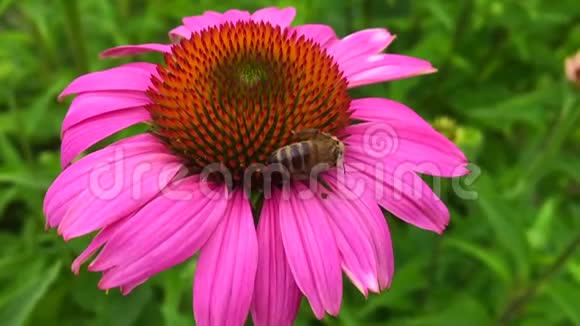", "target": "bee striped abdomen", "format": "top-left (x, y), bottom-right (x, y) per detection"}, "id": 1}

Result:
top-left (268, 141), bottom-right (312, 174)
top-left (266, 130), bottom-right (344, 180)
